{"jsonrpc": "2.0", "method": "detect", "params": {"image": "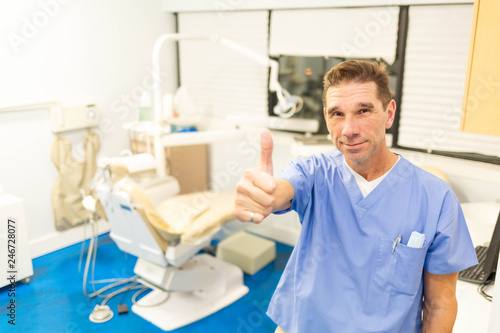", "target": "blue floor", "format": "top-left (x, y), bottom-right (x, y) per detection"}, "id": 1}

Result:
top-left (0, 233), bottom-right (293, 333)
